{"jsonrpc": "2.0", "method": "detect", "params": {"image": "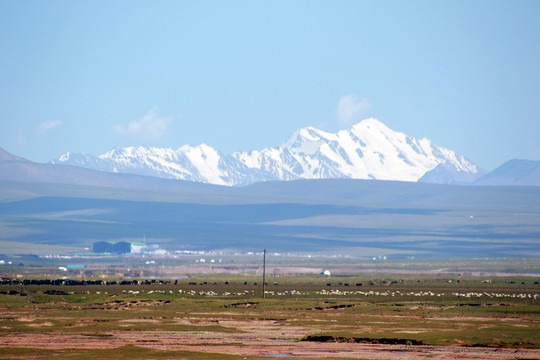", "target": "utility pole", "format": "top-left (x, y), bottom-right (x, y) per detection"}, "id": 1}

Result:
top-left (262, 249), bottom-right (266, 299)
